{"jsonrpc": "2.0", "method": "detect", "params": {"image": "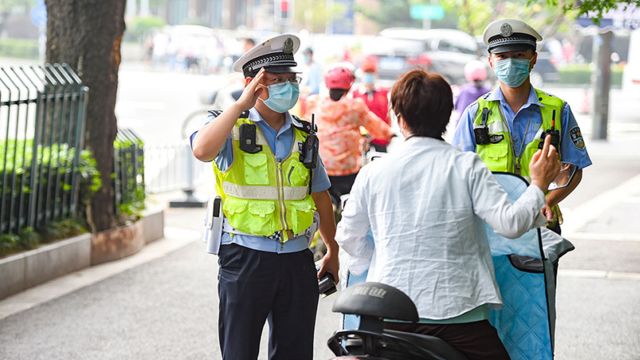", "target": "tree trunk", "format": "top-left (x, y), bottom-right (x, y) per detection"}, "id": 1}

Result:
top-left (45, 0), bottom-right (126, 232)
